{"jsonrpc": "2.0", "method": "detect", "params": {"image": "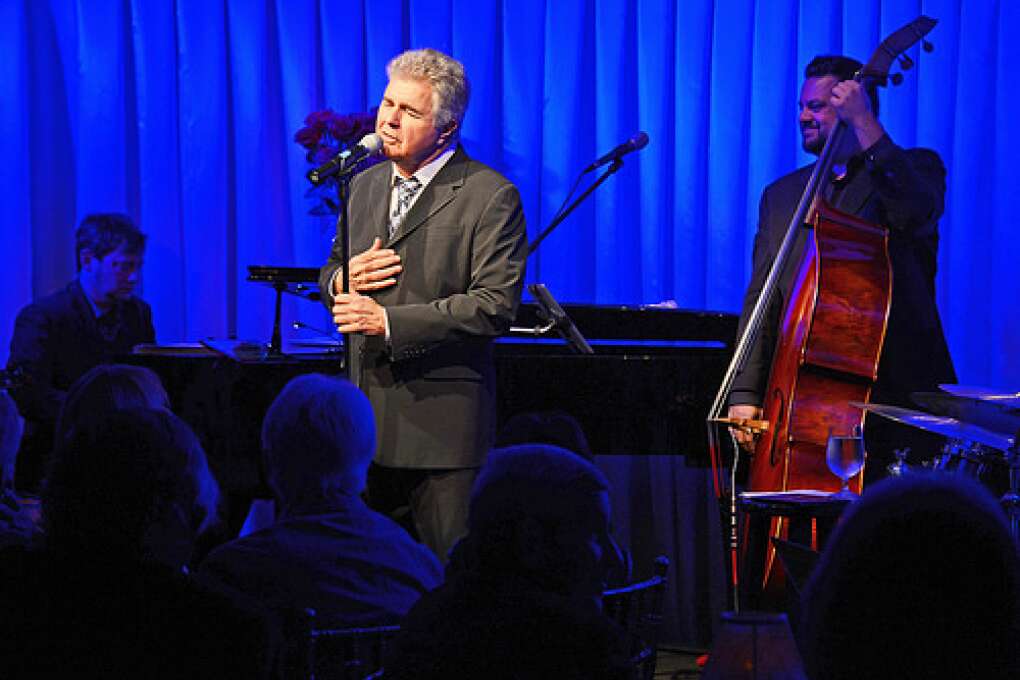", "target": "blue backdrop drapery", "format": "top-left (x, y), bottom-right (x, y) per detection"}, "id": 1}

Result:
top-left (2, 0), bottom-right (1017, 386)
top-left (1, 0), bottom-right (1017, 644)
